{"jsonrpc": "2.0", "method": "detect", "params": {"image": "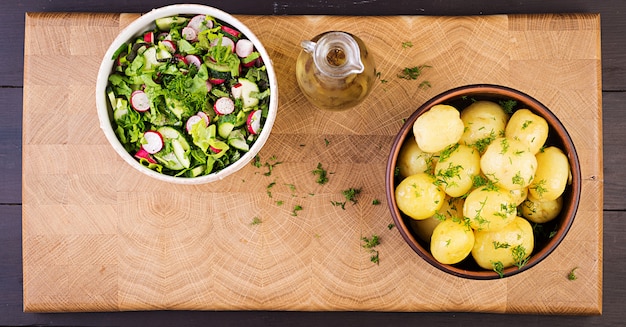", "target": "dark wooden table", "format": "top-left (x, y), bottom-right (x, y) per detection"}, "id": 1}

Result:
top-left (2, 0), bottom-right (624, 326)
